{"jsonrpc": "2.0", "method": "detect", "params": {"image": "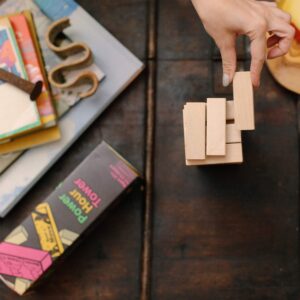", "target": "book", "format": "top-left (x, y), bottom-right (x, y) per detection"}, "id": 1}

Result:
top-left (0, 126), bottom-right (61, 155)
top-left (0, 13), bottom-right (61, 155)
top-left (0, 152), bottom-right (21, 175)
top-left (0, 17), bottom-right (42, 141)
top-left (0, 0), bottom-right (143, 217)
top-left (9, 13), bottom-right (56, 128)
